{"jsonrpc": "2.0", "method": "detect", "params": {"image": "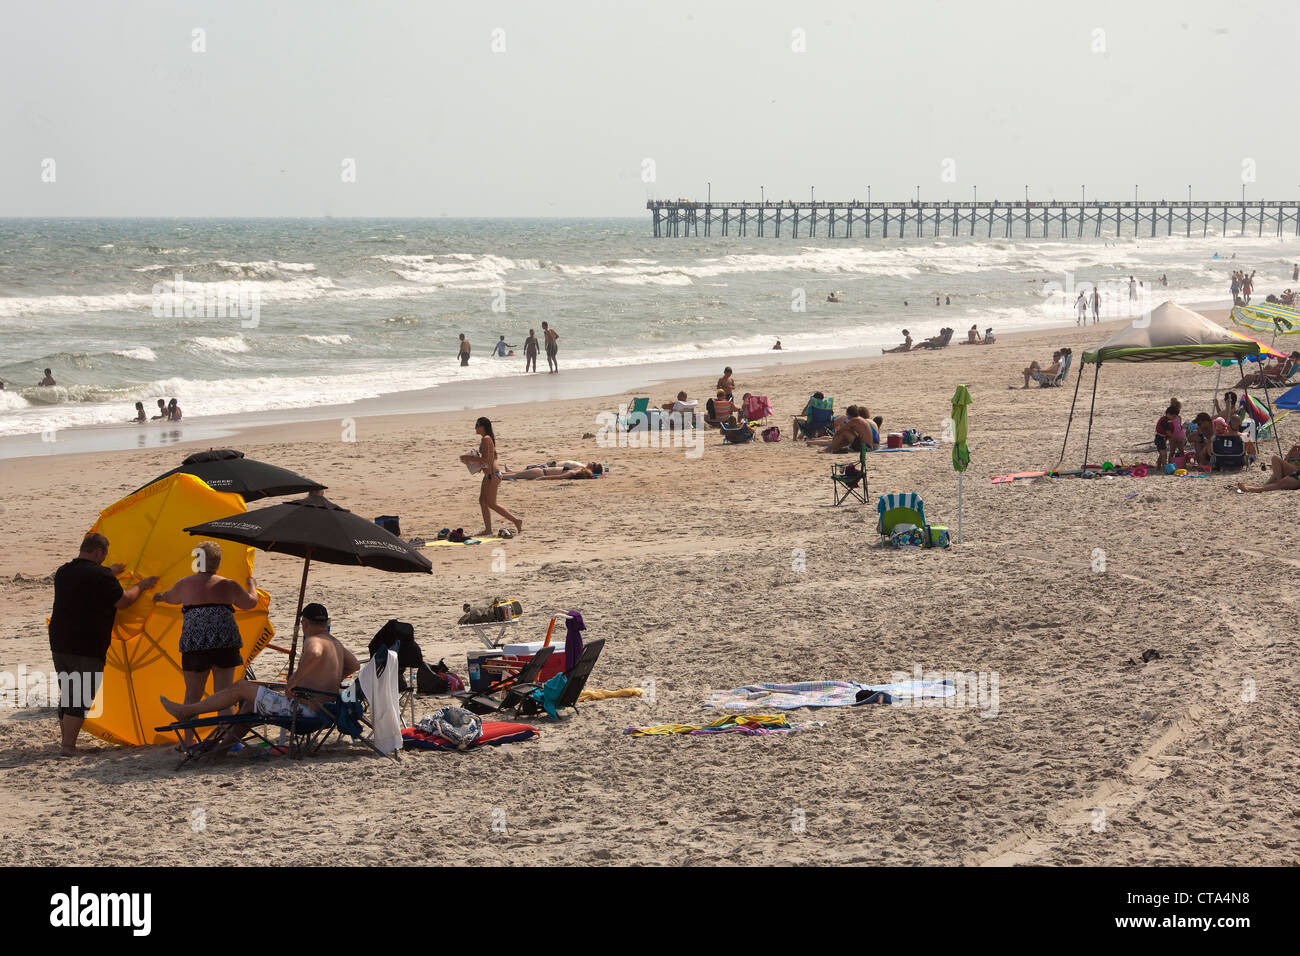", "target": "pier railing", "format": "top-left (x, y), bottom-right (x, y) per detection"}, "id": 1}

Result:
top-left (646, 199), bottom-right (1300, 239)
